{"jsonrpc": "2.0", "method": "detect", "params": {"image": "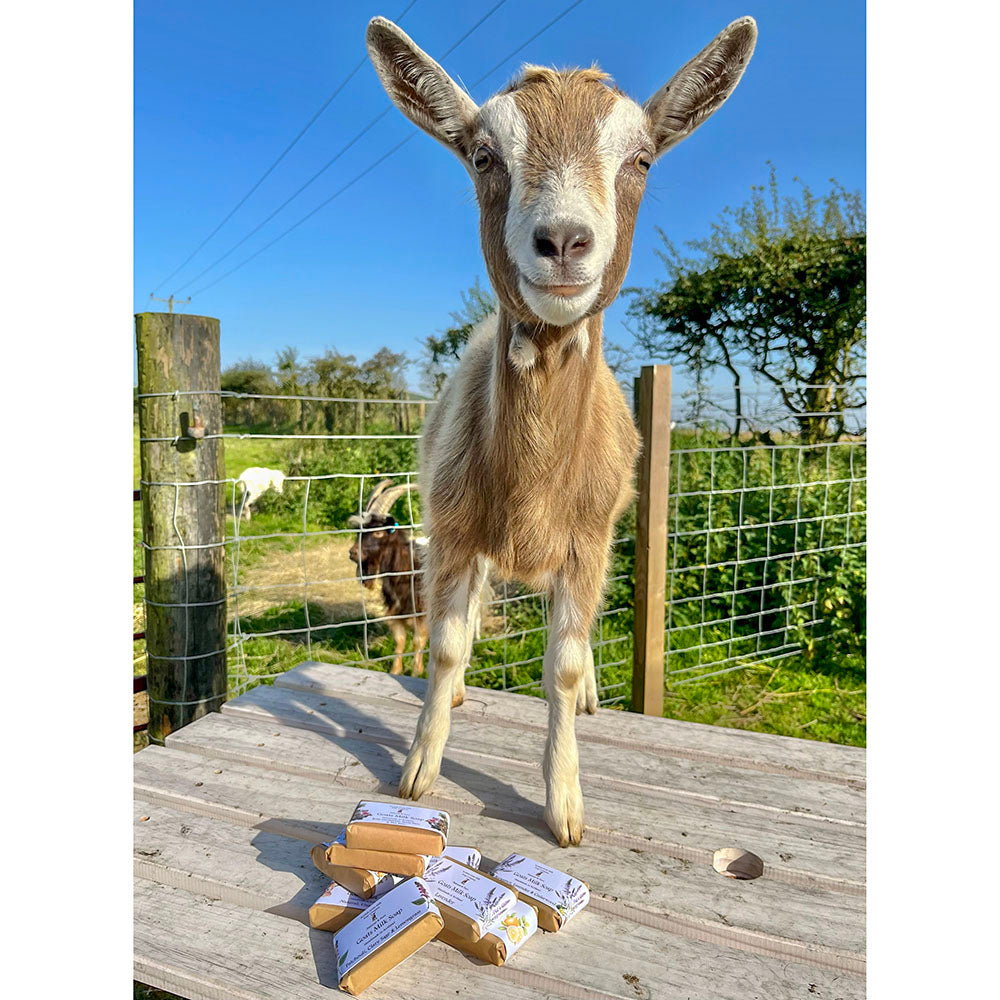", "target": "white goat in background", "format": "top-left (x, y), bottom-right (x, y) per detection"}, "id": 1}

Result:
top-left (237, 467), bottom-right (285, 521)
